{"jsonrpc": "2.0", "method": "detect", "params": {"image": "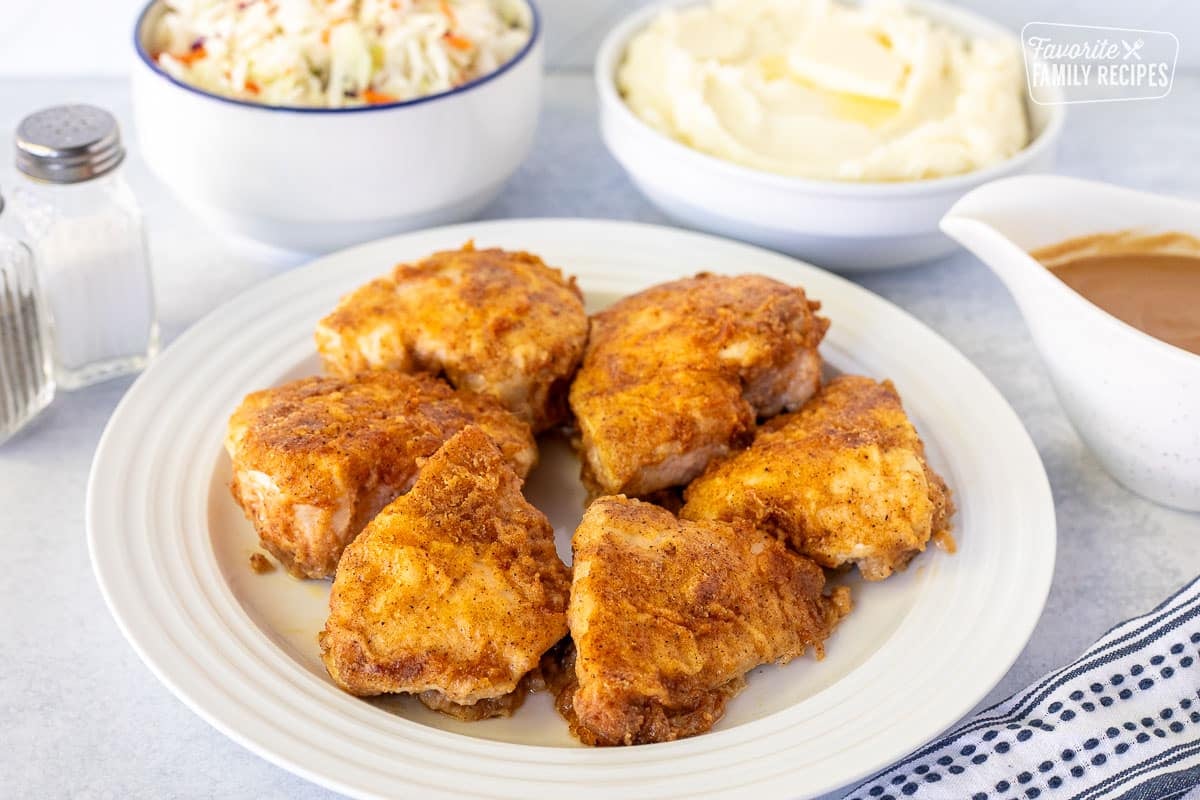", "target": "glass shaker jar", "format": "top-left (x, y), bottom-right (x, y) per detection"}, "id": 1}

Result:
top-left (12, 105), bottom-right (159, 390)
top-left (0, 187), bottom-right (55, 444)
